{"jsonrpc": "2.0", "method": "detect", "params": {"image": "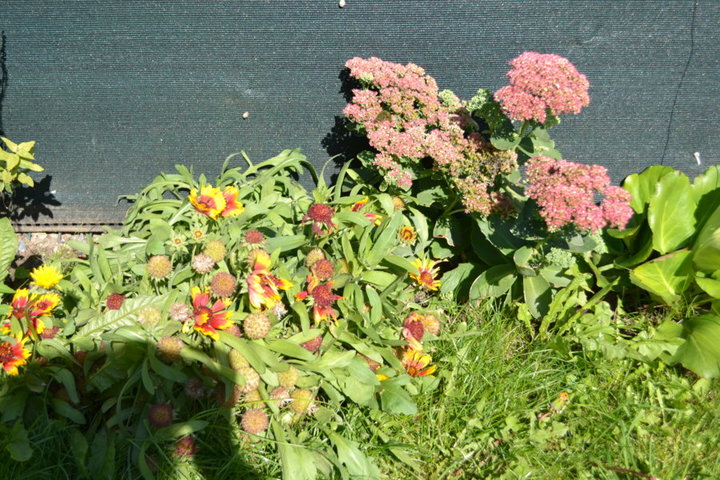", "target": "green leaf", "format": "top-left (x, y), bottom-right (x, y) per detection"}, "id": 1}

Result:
top-left (622, 165), bottom-right (675, 214)
top-left (274, 421), bottom-right (318, 480)
top-left (672, 315), bottom-right (720, 378)
top-left (693, 205), bottom-right (720, 273)
top-left (75, 294), bottom-right (168, 340)
top-left (691, 165), bottom-right (720, 229)
top-left (0, 218), bottom-right (18, 284)
top-left (513, 246), bottom-right (536, 277)
top-left (439, 263), bottom-right (476, 295)
top-left (155, 420), bottom-right (209, 441)
top-left (630, 250), bottom-right (694, 305)
top-left (364, 214), bottom-right (402, 267)
top-left (647, 171), bottom-right (696, 254)
top-left (379, 380), bottom-right (417, 415)
top-left (51, 399), bottom-right (86, 424)
top-left (306, 350), bottom-right (356, 372)
top-left (266, 339), bottom-right (316, 361)
top-left (6, 421), bottom-right (33, 462)
top-left (696, 276), bottom-right (720, 298)
top-left (523, 275), bottom-right (552, 319)
top-left (266, 234), bottom-right (308, 252)
top-left (469, 264), bottom-right (517, 300)
top-left (328, 431), bottom-right (381, 479)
